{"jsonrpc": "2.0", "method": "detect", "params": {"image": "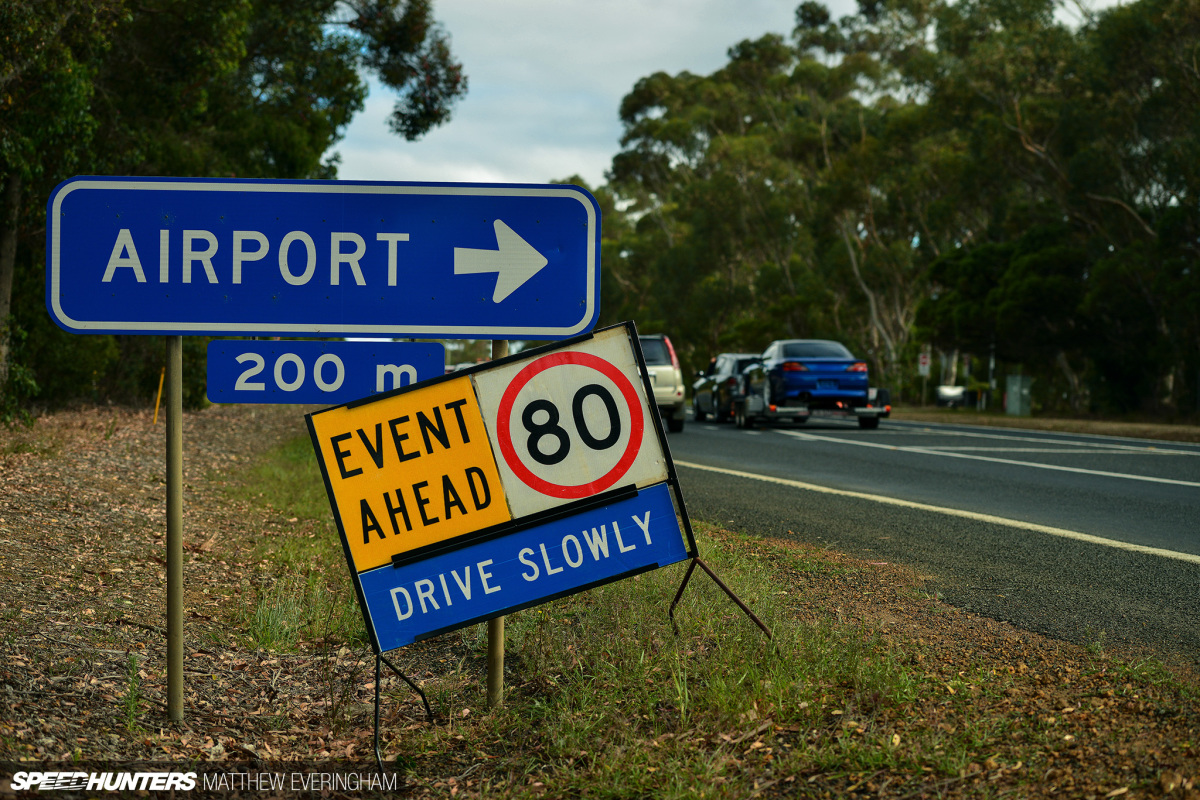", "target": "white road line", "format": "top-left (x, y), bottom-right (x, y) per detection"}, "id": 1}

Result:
top-left (916, 447), bottom-right (1177, 455)
top-left (674, 460), bottom-right (1200, 566)
top-left (776, 430), bottom-right (1200, 488)
top-left (887, 425), bottom-right (1200, 455)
